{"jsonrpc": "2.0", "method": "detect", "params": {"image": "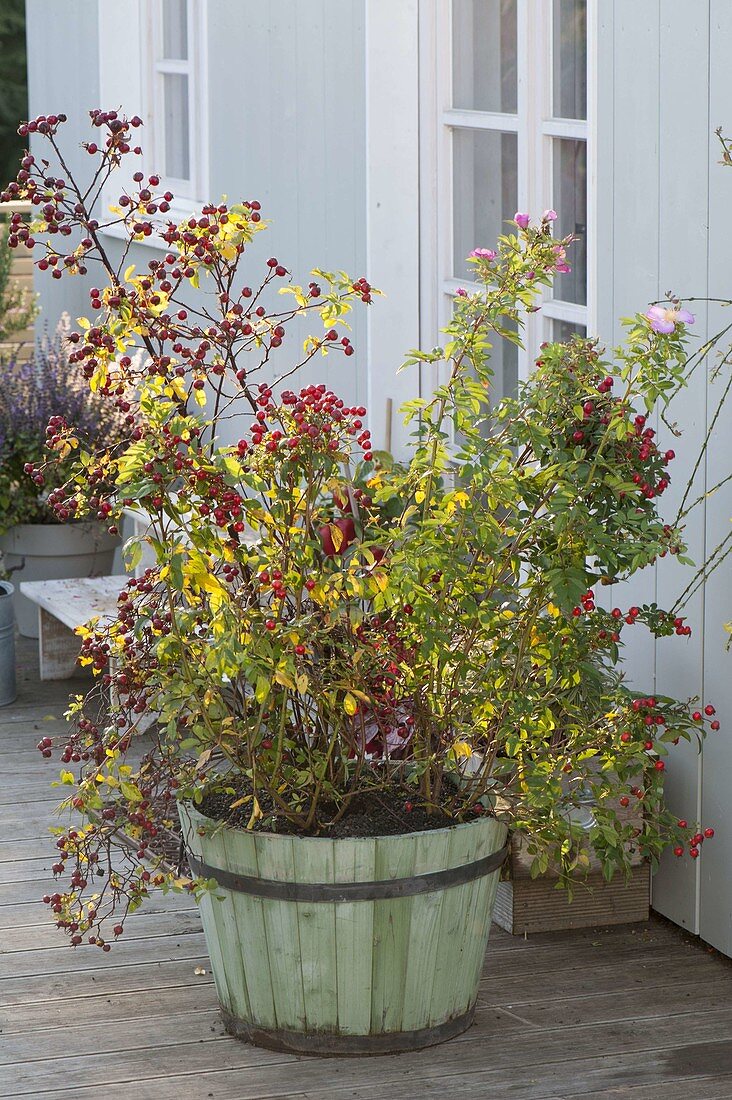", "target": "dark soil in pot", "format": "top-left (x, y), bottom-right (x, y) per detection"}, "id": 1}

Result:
top-left (197, 782), bottom-right (459, 838)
